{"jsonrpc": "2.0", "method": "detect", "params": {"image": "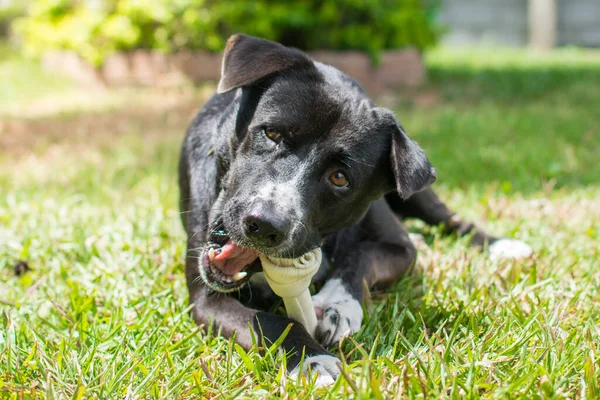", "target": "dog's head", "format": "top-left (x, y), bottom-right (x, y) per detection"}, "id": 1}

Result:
top-left (201, 34), bottom-right (435, 292)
